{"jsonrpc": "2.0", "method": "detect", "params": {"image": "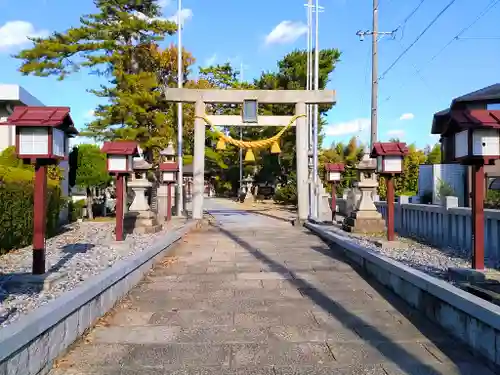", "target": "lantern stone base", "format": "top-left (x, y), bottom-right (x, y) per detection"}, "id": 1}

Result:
top-left (124, 211), bottom-right (162, 234)
top-left (342, 210), bottom-right (386, 234)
